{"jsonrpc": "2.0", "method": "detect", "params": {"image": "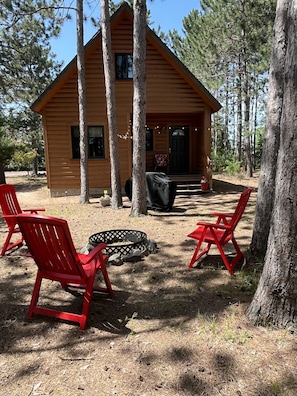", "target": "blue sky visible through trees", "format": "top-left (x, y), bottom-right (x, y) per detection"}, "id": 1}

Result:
top-left (50, 0), bottom-right (201, 65)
